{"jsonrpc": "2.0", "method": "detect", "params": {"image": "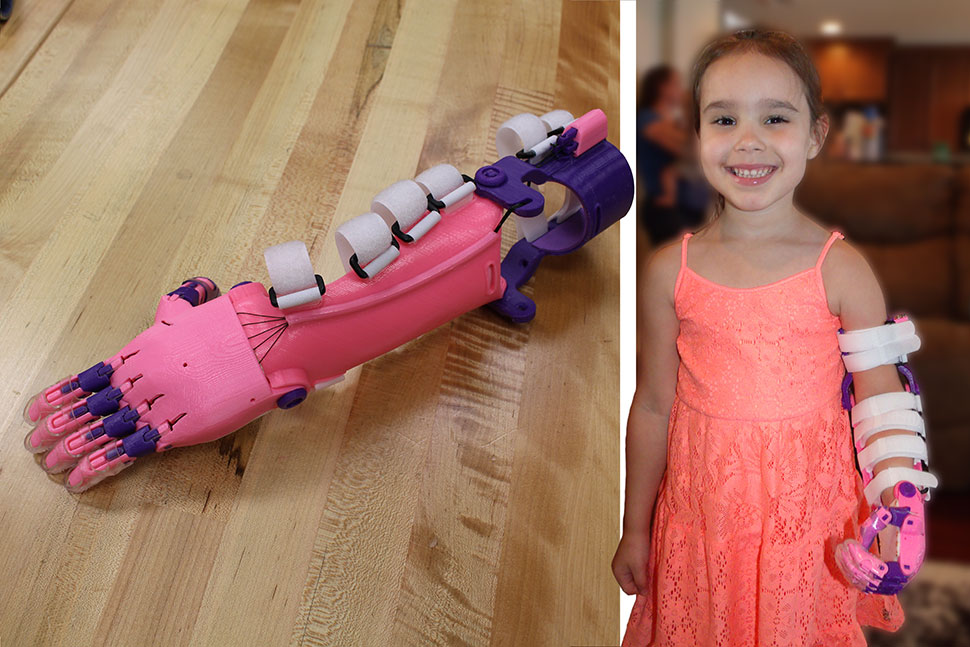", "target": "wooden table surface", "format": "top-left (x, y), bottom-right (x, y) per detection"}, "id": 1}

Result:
top-left (0, 1), bottom-right (622, 645)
